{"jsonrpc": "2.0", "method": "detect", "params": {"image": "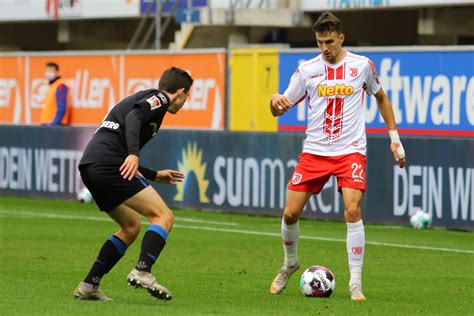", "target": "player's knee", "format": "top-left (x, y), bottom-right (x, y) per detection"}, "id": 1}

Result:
top-left (123, 221), bottom-right (141, 239)
top-left (345, 204), bottom-right (361, 223)
top-left (148, 207), bottom-right (174, 229)
top-left (283, 211), bottom-right (300, 225)
top-left (163, 209), bottom-right (175, 227)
